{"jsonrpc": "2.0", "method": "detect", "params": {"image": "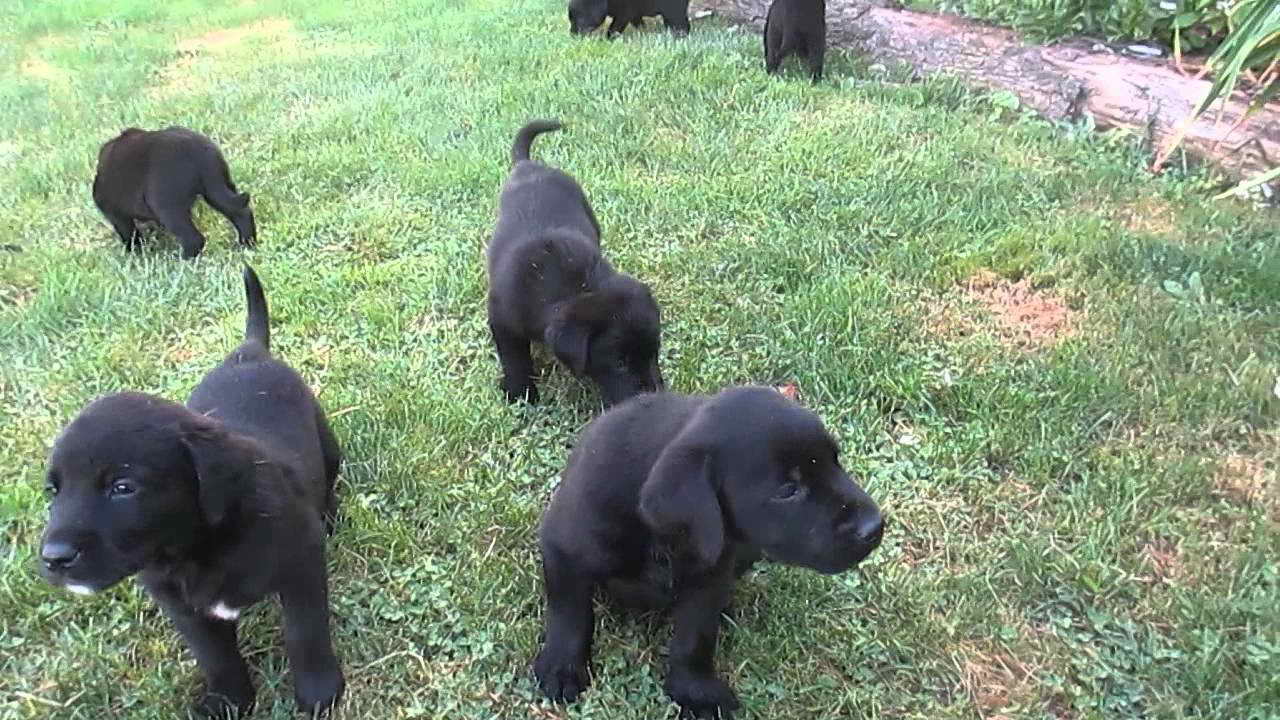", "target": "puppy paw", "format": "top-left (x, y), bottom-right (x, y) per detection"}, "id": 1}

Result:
top-left (294, 666), bottom-right (344, 716)
top-left (665, 669), bottom-right (740, 719)
top-left (192, 689), bottom-right (253, 719)
top-left (501, 379), bottom-right (539, 404)
top-left (533, 650), bottom-right (589, 703)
